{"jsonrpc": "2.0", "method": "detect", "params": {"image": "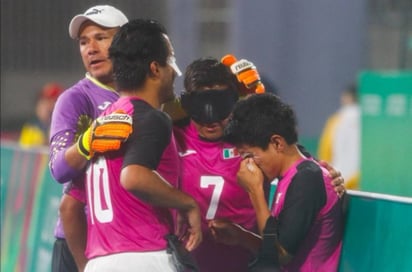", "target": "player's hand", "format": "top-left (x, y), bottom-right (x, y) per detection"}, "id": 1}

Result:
top-left (209, 218), bottom-right (242, 246)
top-left (77, 110), bottom-right (133, 160)
top-left (237, 158), bottom-right (265, 194)
top-left (176, 204), bottom-right (202, 252)
top-left (221, 54), bottom-right (265, 95)
top-left (319, 160), bottom-right (346, 198)
top-left (232, 59), bottom-right (264, 93)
